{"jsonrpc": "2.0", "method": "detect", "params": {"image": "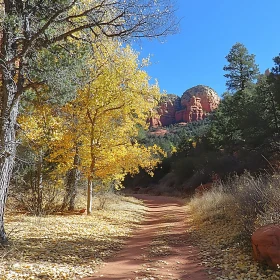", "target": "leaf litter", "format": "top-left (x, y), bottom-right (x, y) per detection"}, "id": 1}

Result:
top-left (186, 204), bottom-right (280, 280)
top-left (1, 195), bottom-right (146, 280)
